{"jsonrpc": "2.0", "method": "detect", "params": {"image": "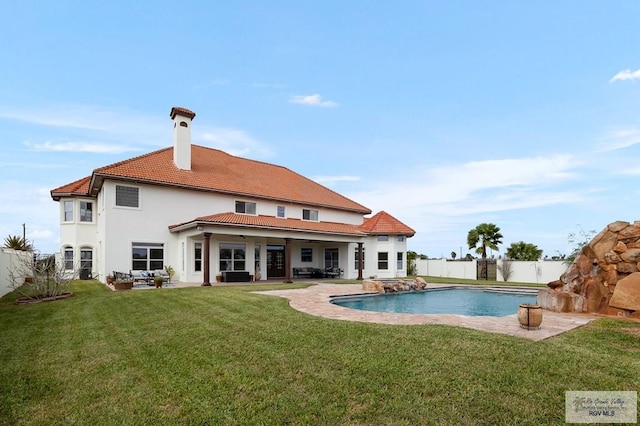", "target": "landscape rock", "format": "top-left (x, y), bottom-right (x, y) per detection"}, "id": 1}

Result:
top-left (541, 220), bottom-right (640, 317)
top-left (608, 272), bottom-right (640, 311)
top-left (362, 277), bottom-right (428, 294)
